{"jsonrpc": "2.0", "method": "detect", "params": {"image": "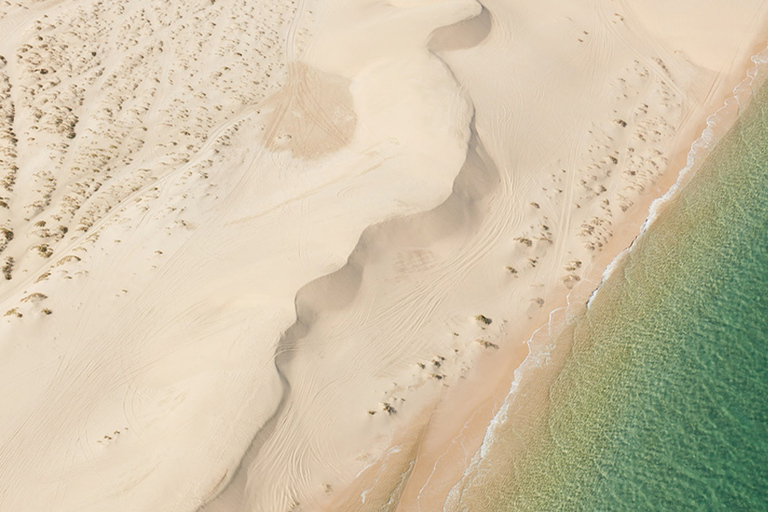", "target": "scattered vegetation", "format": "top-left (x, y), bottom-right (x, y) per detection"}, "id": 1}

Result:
top-left (564, 259), bottom-right (582, 272)
top-left (477, 339), bottom-right (499, 349)
top-left (0, 226), bottom-right (13, 252)
top-left (34, 244), bottom-right (53, 258)
top-left (55, 255), bottom-right (81, 266)
top-left (563, 274), bottom-right (581, 289)
top-left (4, 308), bottom-right (21, 318)
top-left (381, 402), bottom-right (397, 415)
top-left (475, 314), bottom-right (492, 325)
top-left (2, 256), bottom-right (12, 280)
top-left (21, 293), bottom-right (47, 303)
top-left (514, 236), bottom-right (533, 247)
